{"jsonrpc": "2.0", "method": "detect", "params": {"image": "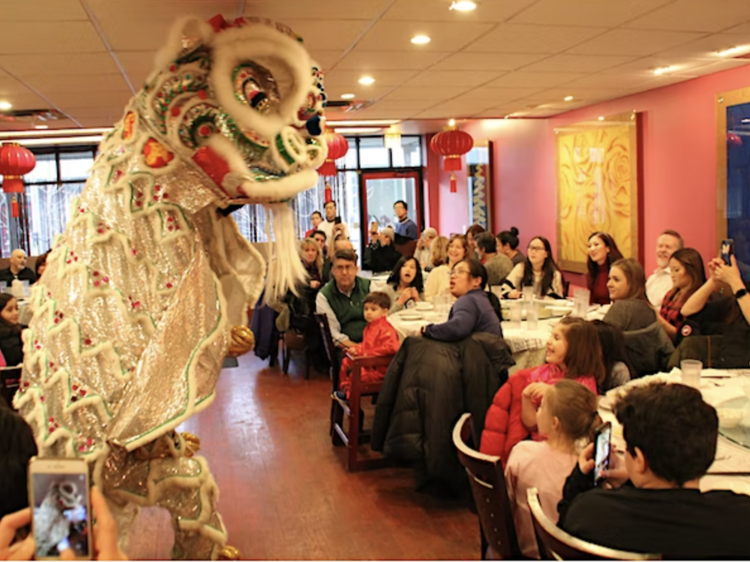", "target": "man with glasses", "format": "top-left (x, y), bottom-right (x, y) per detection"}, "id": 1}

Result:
top-left (316, 249), bottom-right (371, 349)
